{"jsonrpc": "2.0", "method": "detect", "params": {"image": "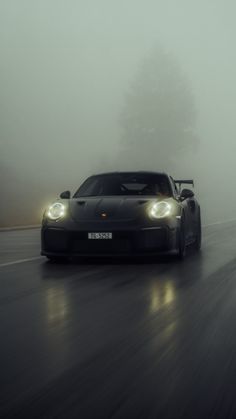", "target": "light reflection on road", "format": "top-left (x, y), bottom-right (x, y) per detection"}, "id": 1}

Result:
top-left (150, 279), bottom-right (176, 313)
top-left (46, 286), bottom-right (68, 324)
